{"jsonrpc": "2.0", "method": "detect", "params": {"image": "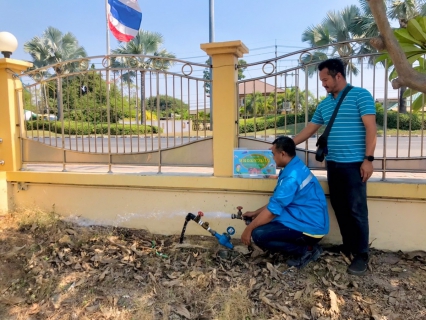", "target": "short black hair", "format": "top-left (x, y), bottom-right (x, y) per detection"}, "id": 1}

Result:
top-left (318, 58), bottom-right (346, 79)
top-left (272, 136), bottom-right (296, 157)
